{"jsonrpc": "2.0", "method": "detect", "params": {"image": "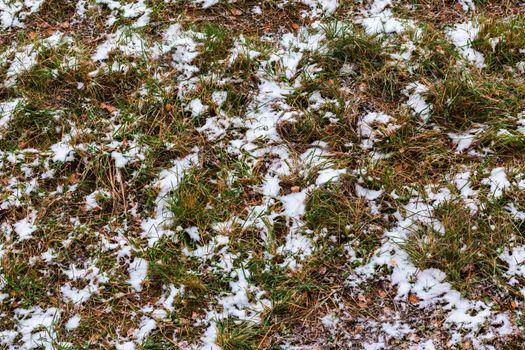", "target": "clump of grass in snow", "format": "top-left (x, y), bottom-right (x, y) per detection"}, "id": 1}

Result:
top-left (217, 319), bottom-right (265, 350)
top-left (305, 179), bottom-right (381, 260)
top-left (320, 21), bottom-right (387, 76)
top-left (319, 21), bottom-right (410, 102)
top-left (0, 103), bottom-right (66, 151)
top-left (473, 15), bottom-right (525, 72)
top-left (169, 164), bottom-right (260, 234)
top-left (479, 126), bottom-right (525, 156)
top-left (426, 71), bottom-right (525, 128)
top-left (404, 200), bottom-right (523, 300)
top-left (192, 22), bottom-right (232, 73)
top-left (410, 23), bottom-right (460, 79)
